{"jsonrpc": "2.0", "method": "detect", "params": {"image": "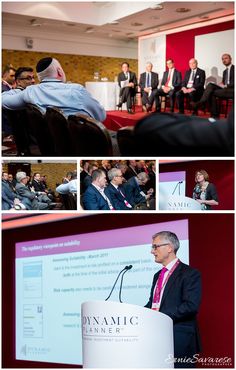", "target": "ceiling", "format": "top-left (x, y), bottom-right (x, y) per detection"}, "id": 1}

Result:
top-left (2, 1), bottom-right (234, 42)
